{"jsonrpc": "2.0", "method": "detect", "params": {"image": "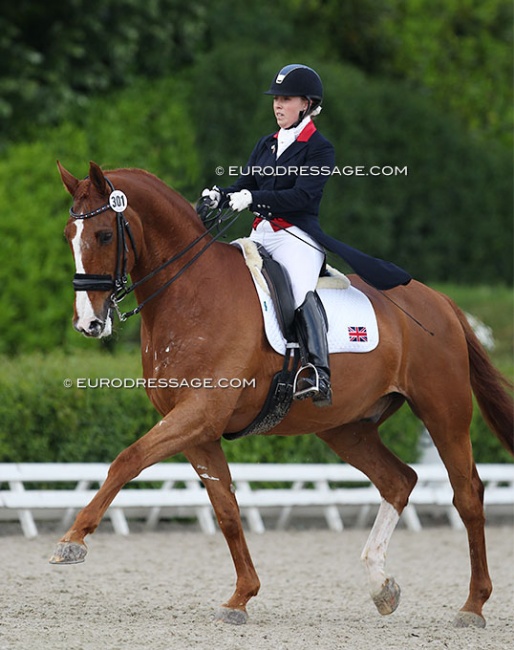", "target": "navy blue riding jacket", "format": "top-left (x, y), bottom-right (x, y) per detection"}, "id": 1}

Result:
top-left (222, 122), bottom-right (411, 290)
